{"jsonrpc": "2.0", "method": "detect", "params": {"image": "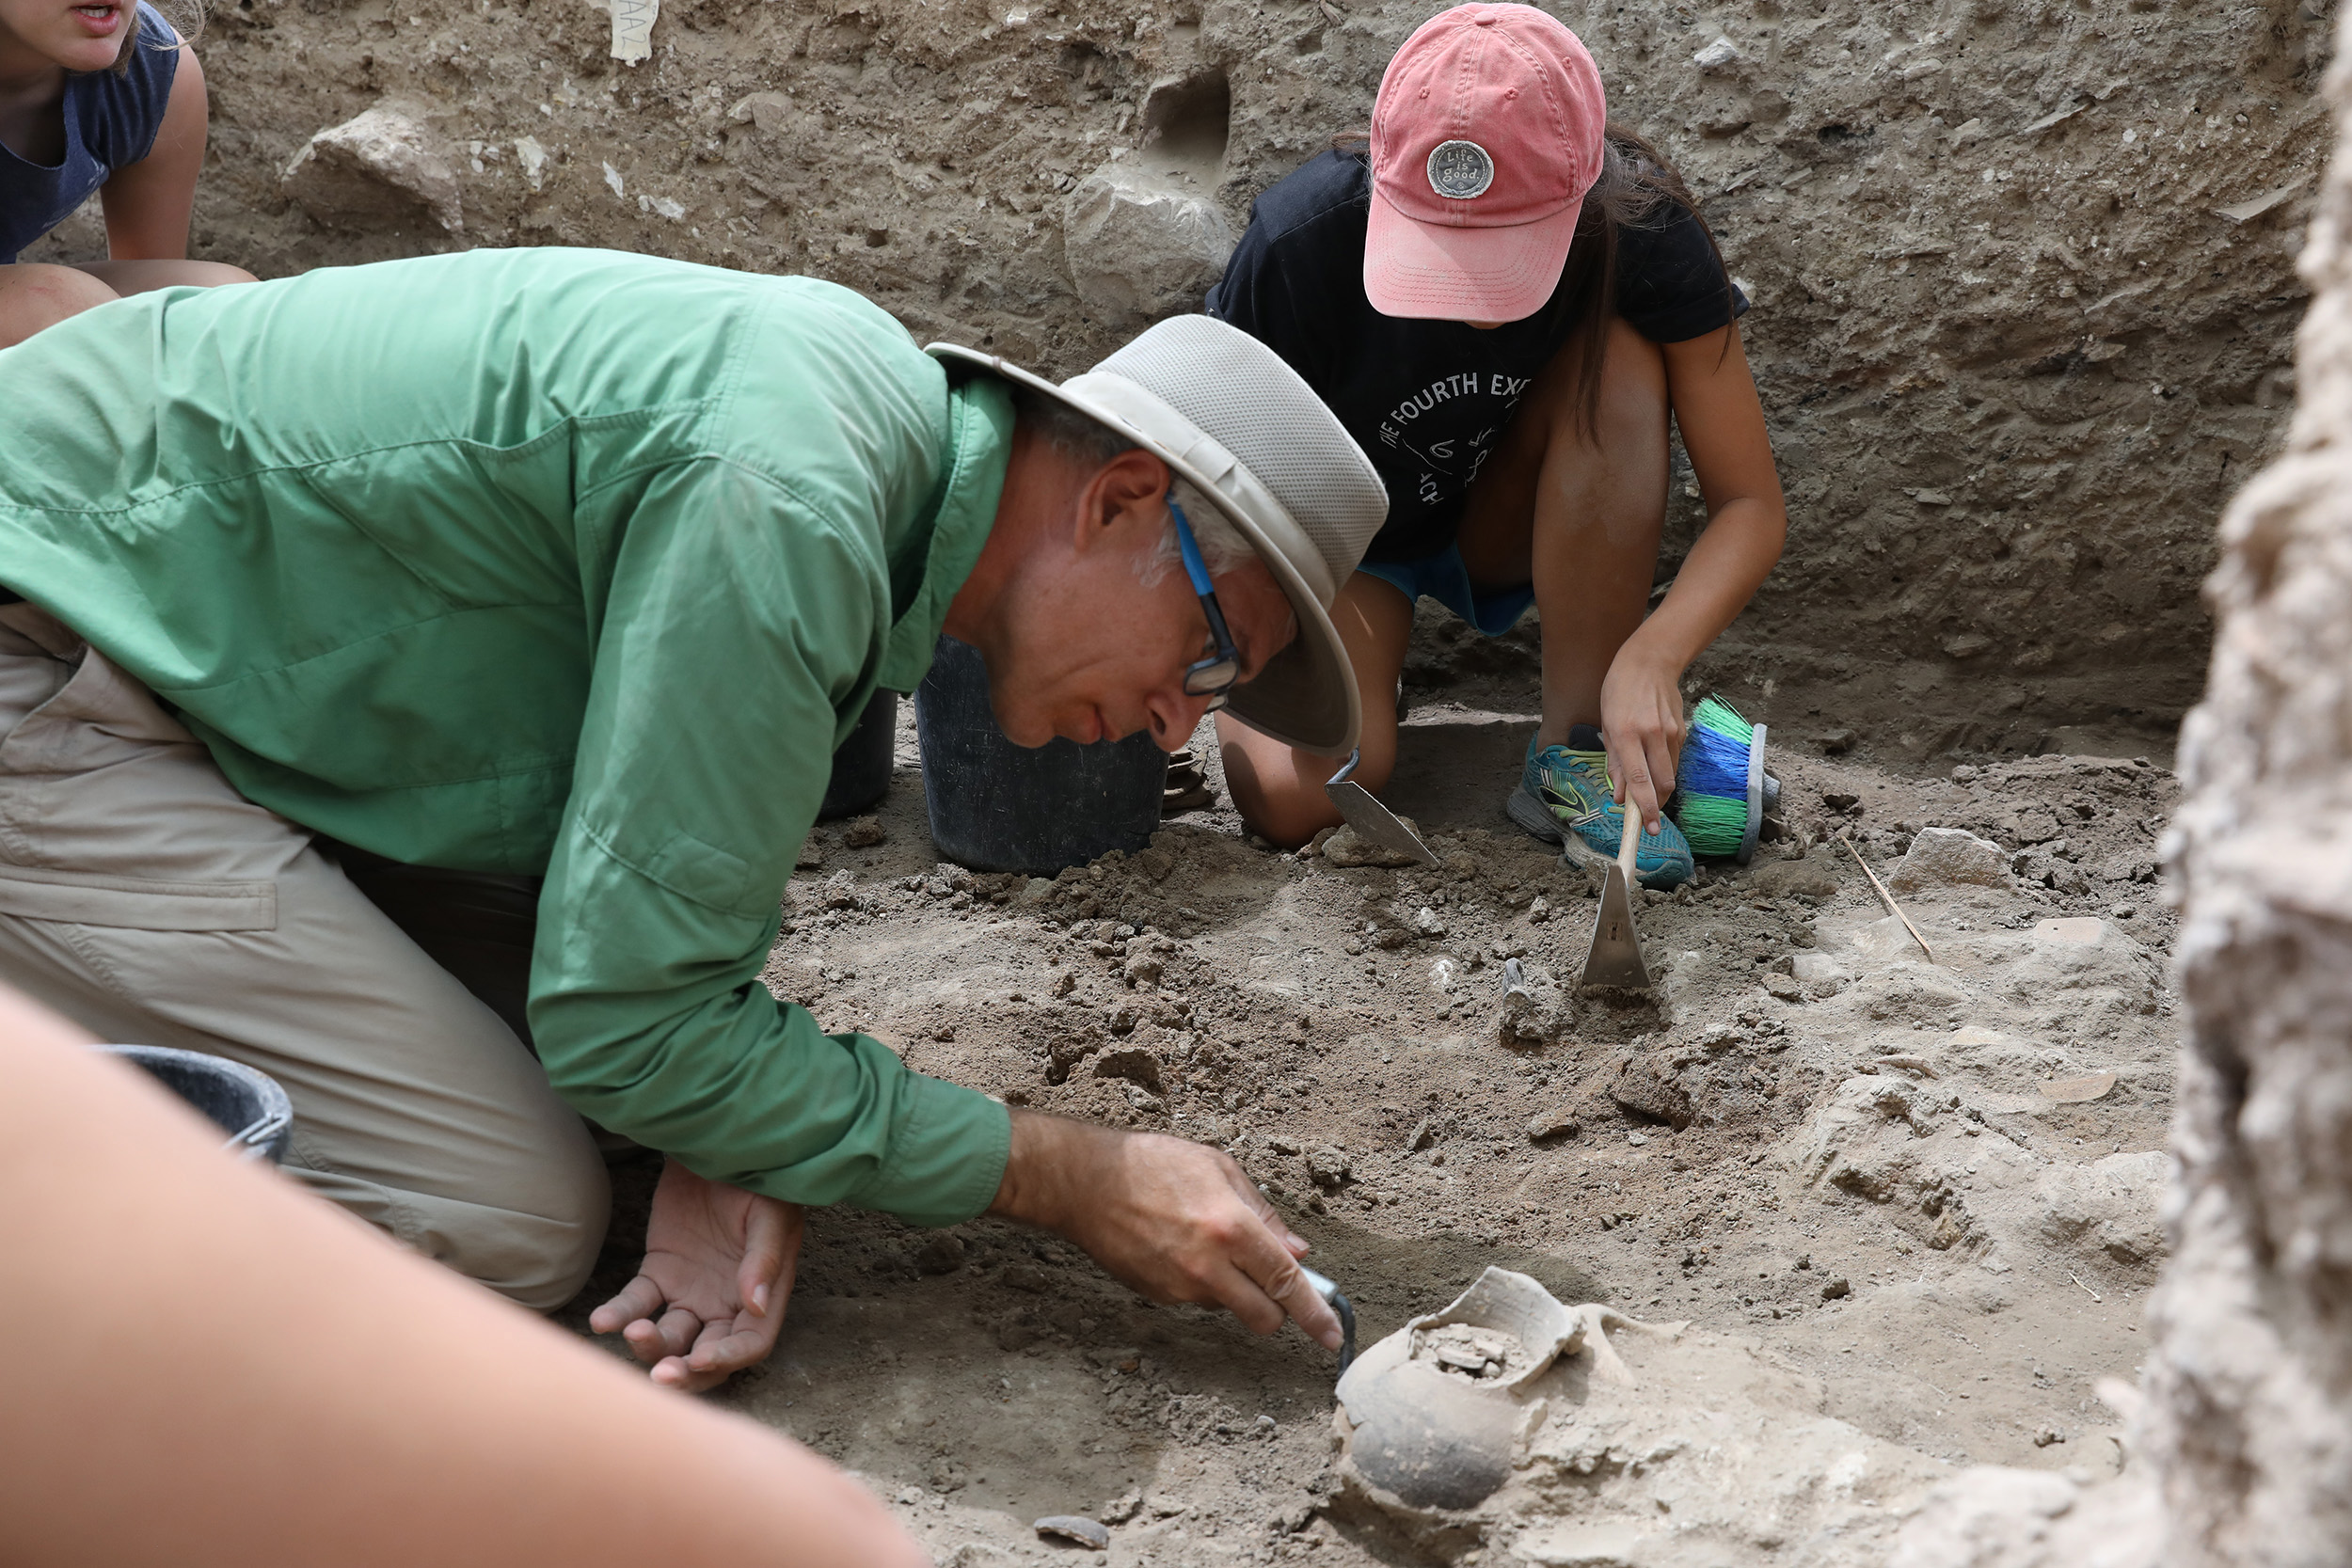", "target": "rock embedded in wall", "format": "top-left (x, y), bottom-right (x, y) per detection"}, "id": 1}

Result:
top-left (280, 103), bottom-right (464, 237)
top-left (1062, 162), bottom-right (1235, 325)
